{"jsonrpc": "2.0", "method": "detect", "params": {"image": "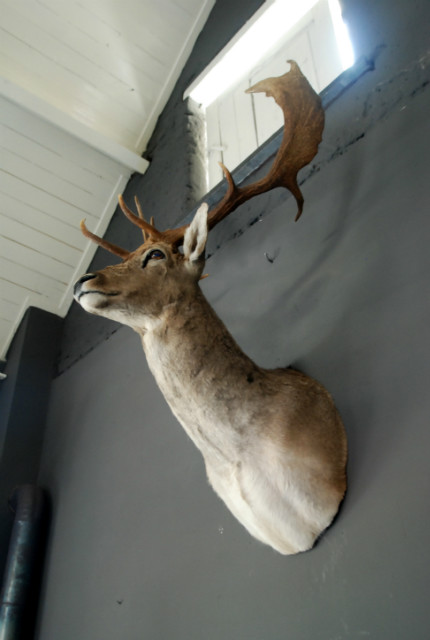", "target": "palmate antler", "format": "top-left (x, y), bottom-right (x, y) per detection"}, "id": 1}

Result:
top-left (80, 61), bottom-right (324, 258)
